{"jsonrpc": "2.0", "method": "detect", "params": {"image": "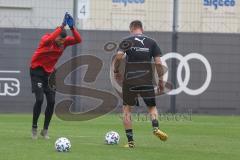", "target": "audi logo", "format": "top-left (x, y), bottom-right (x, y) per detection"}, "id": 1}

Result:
top-left (110, 52), bottom-right (212, 96)
top-left (161, 53), bottom-right (212, 95)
